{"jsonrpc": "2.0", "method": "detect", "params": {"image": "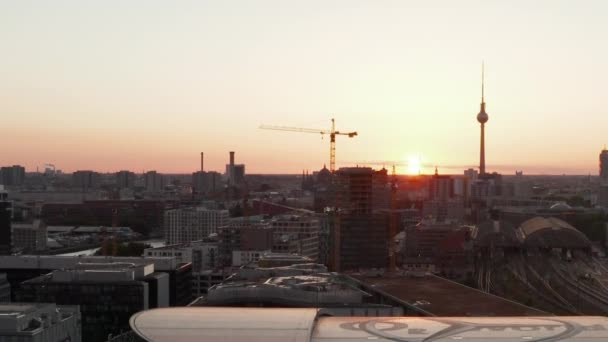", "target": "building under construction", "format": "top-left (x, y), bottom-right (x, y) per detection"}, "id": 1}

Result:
top-left (330, 167), bottom-right (391, 271)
